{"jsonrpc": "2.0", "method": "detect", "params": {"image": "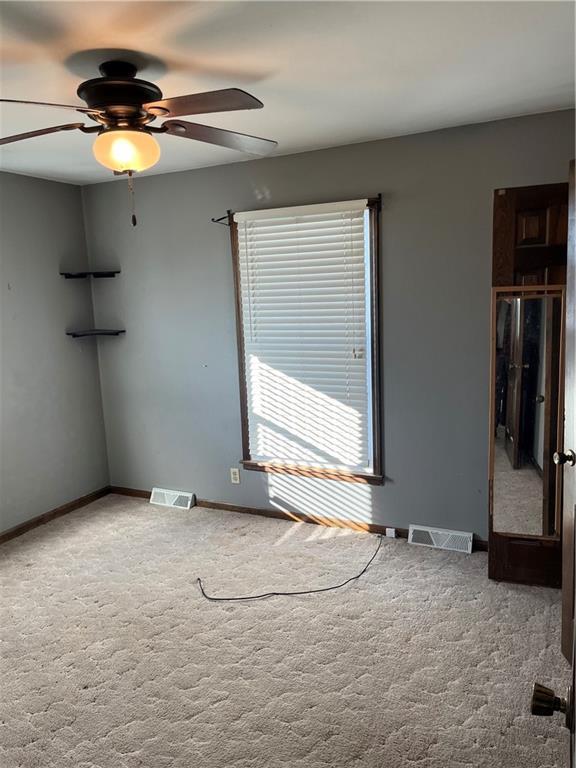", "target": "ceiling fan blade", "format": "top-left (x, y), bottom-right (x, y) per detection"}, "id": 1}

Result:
top-left (0, 123), bottom-right (85, 146)
top-left (163, 120), bottom-right (277, 156)
top-left (161, 55), bottom-right (269, 84)
top-left (107, 2), bottom-right (186, 36)
top-left (0, 2), bottom-right (66, 45)
top-left (145, 88), bottom-right (263, 117)
top-left (0, 98), bottom-right (102, 115)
